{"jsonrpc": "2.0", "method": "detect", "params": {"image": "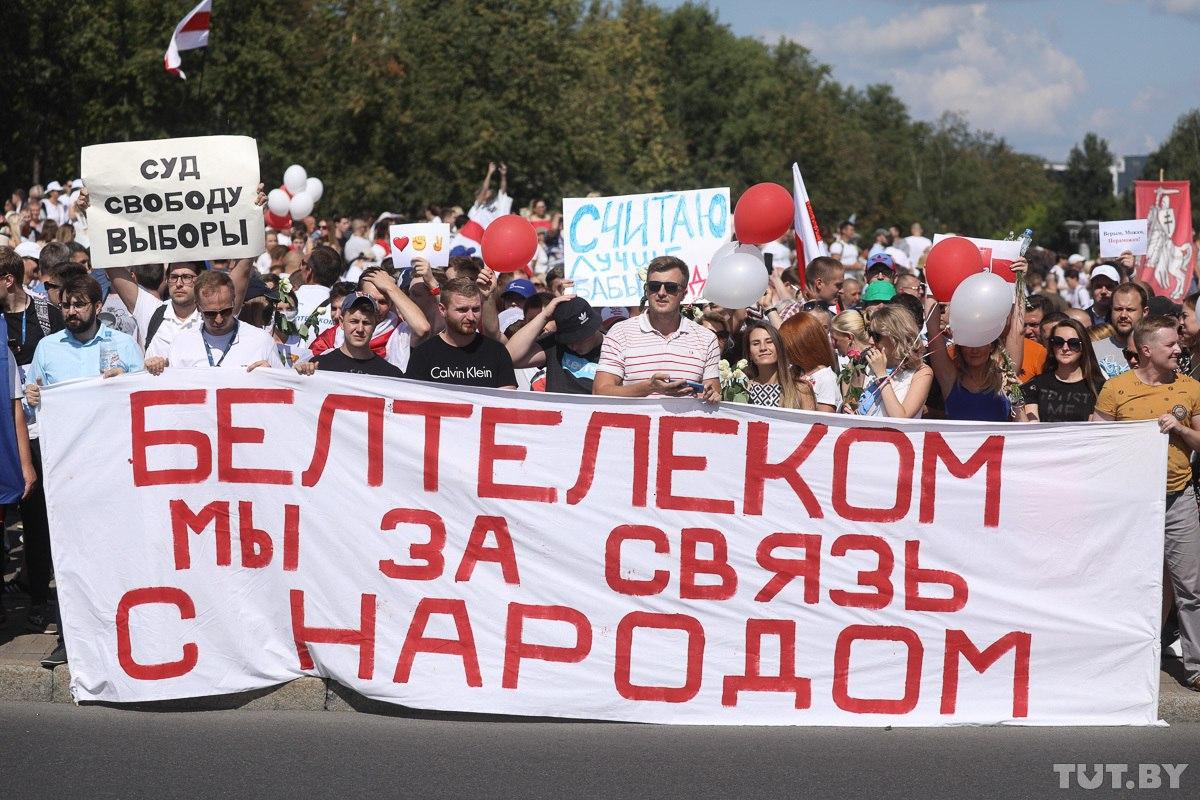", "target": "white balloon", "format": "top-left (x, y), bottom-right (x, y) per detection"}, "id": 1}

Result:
top-left (949, 271), bottom-right (1012, 347)
top-left (267, 189), bottom-right (290, 216)
top-left (710, 241), bottom-right (762, 266)
top-left (305, 177), bottom-right (324, 203)
top-left (288, 191), bottom-right (314, 220)
top-left (703, 251), bottom-right (769, 309)
top-left (283, 164), bottom-right (308, 195)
